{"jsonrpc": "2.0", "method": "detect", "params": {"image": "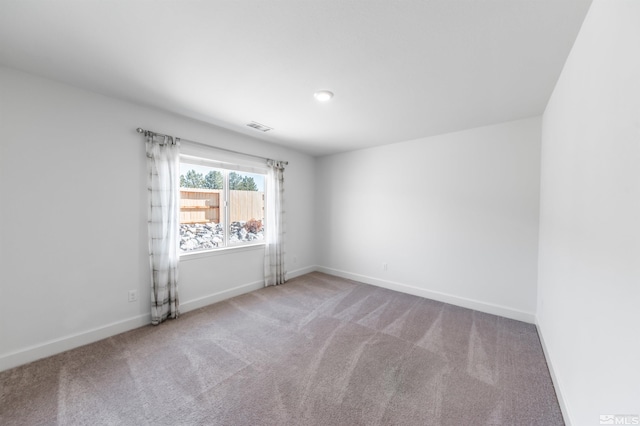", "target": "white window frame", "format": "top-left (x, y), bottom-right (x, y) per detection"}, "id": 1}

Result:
top-left (178, 149), bottom-right (268, 257)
